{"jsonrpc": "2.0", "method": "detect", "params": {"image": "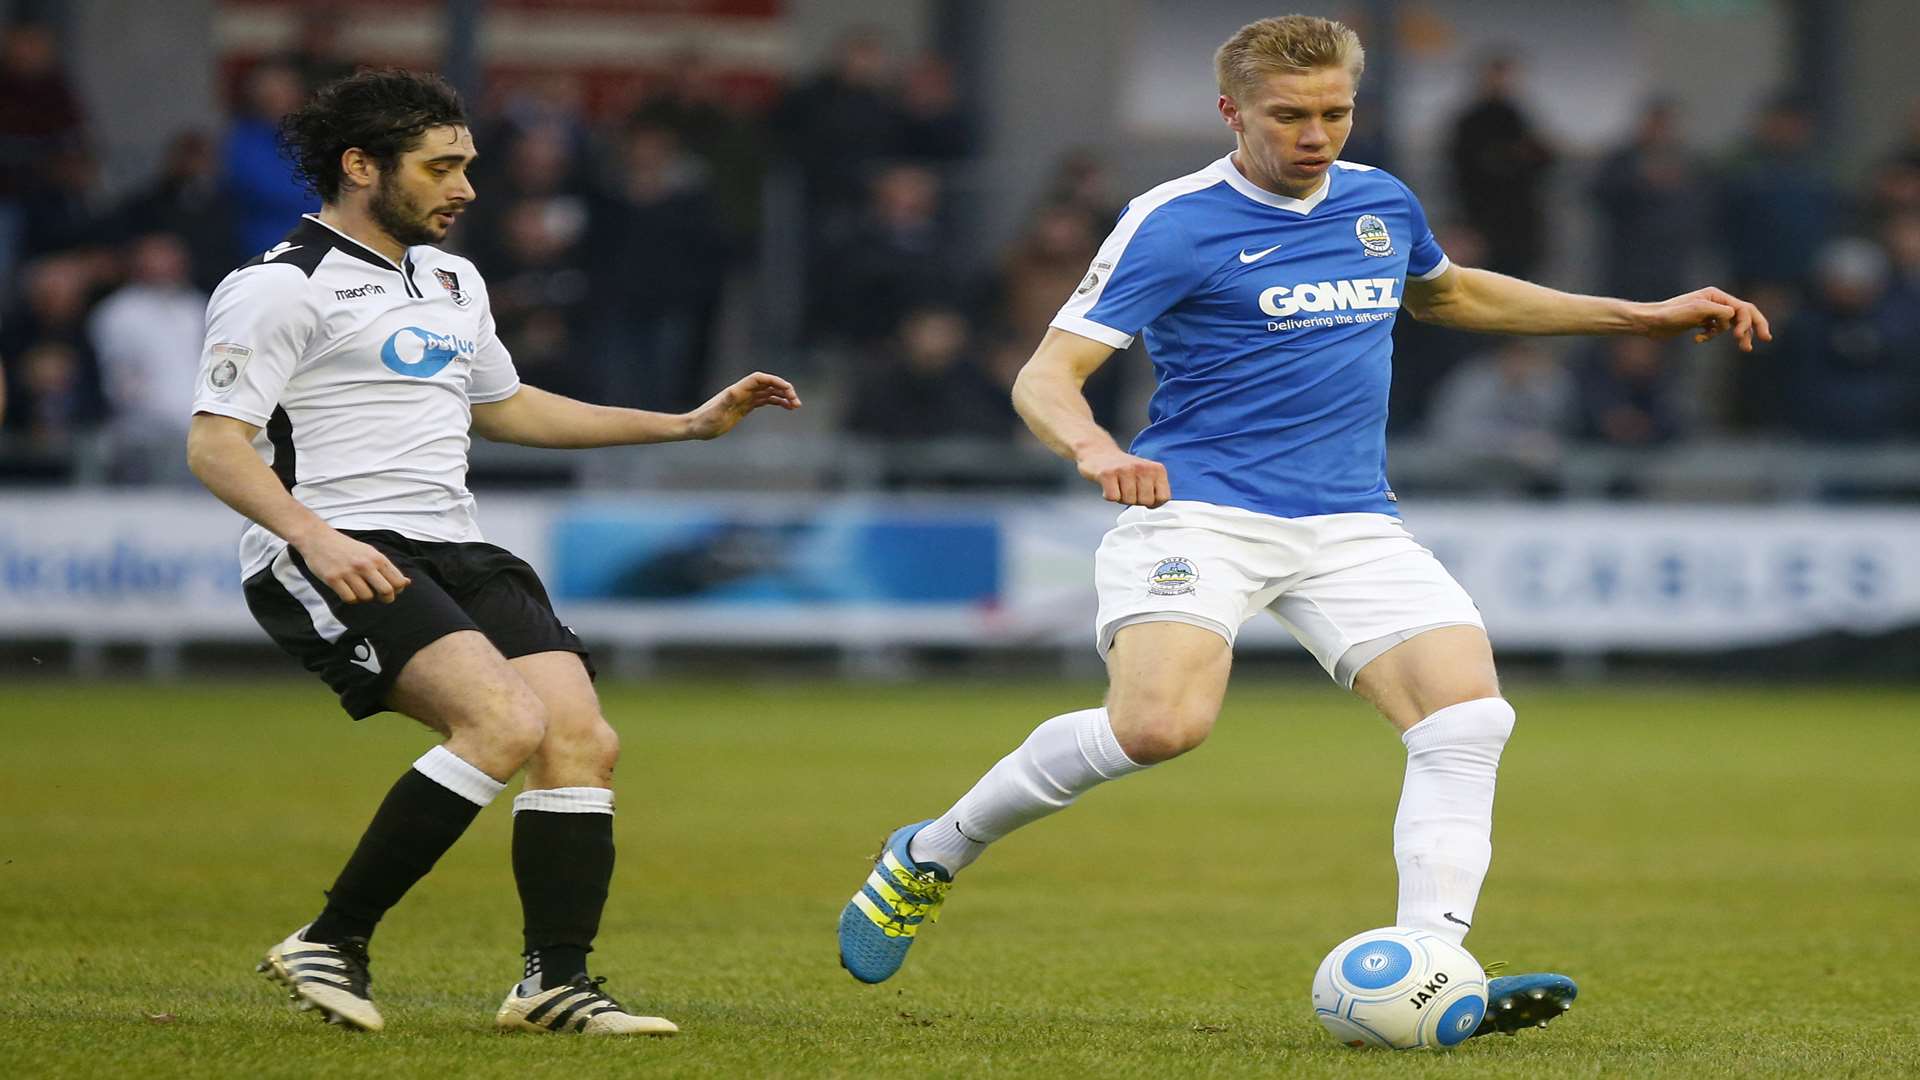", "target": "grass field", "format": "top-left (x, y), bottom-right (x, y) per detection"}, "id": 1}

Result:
top-left (2, 677), bottom-right (1917, 1078)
